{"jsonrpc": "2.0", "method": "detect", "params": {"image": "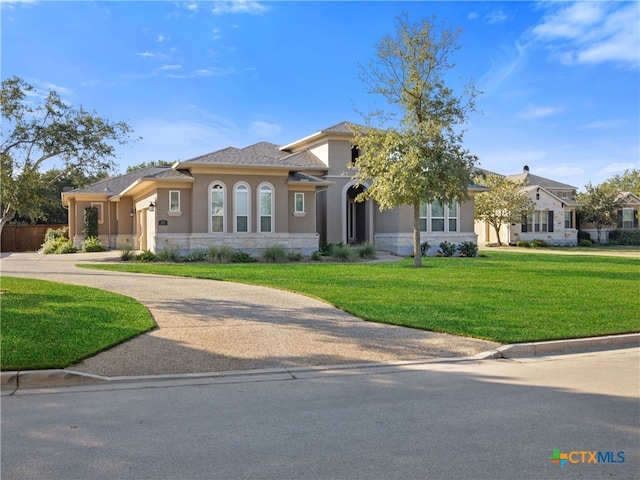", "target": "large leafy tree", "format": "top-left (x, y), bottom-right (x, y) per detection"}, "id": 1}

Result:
top-left (1, 76), bottom-right (135, 231)
top-left (577, 182), bottom-right (625, 243)
top-left (351, 14), bottom-right (479, 267)
top-left (474, 173), bottom-right (535, 246)
top-left (602, 169), bottom-right (640, 197)
top-left (126, 160), bottom-right (174, 173)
